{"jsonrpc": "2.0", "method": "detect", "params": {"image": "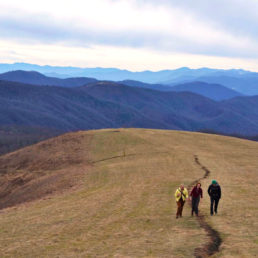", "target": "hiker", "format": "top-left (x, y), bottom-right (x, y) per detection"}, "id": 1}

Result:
top-left (175, 184), bottom-right (188, 219)
top-left (208, 180), bottom-right (221, 215)
top-left (190, 182), bottom-right (203, 216)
